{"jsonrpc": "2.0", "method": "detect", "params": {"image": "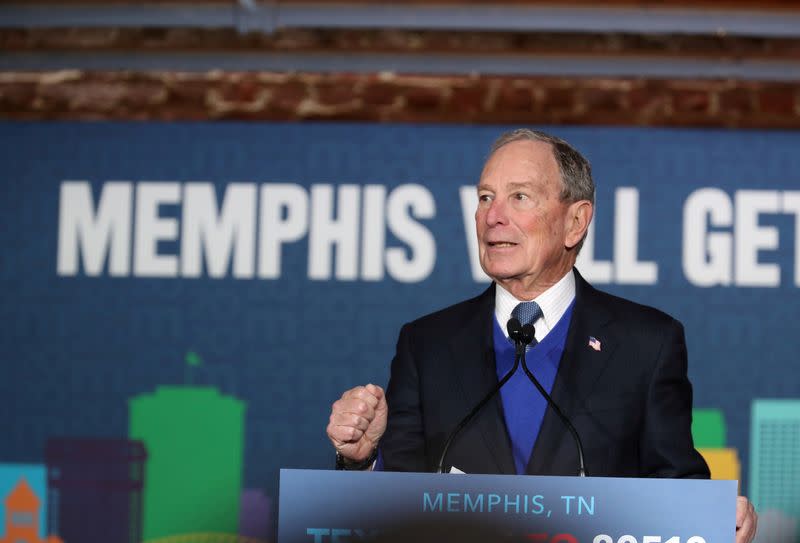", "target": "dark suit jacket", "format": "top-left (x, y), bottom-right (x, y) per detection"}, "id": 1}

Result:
top-left (381, 269), bottom-right (710, 478)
